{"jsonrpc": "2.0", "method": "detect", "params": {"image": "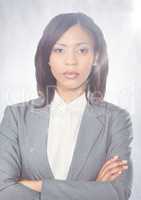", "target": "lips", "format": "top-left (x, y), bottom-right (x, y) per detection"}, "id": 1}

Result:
top-left (63, 71), bottom-right (80, 79)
